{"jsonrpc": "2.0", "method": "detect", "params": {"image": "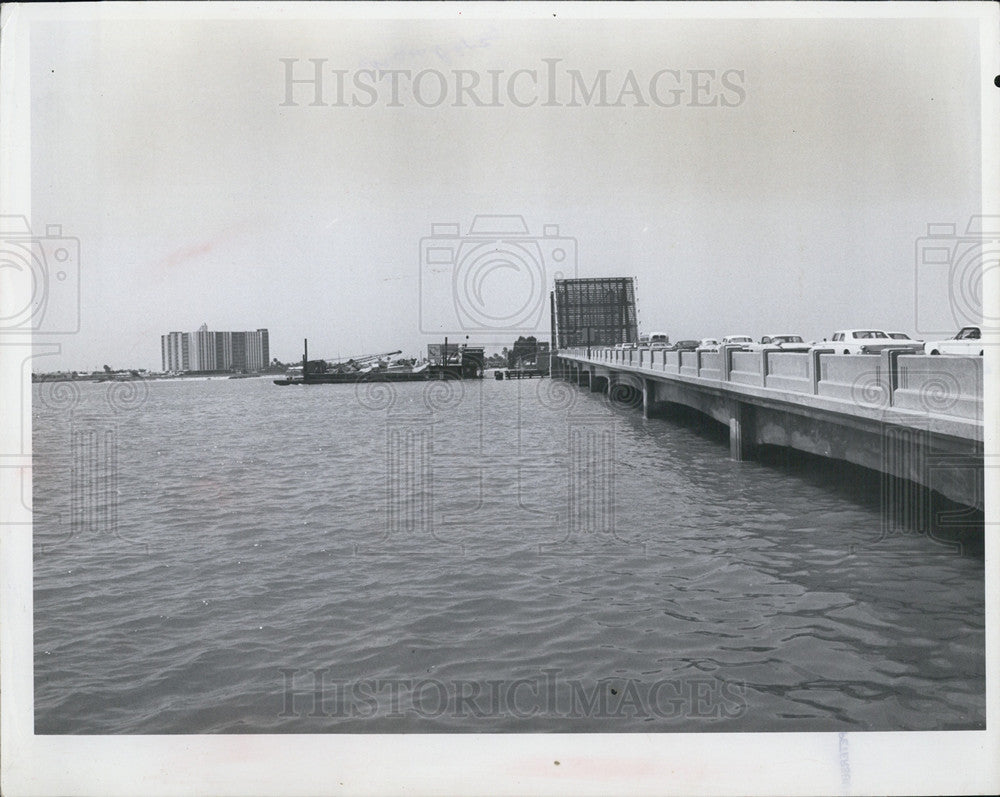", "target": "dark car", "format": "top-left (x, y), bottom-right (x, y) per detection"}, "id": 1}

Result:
top-left (670, 340), bottom-right (700, 352)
